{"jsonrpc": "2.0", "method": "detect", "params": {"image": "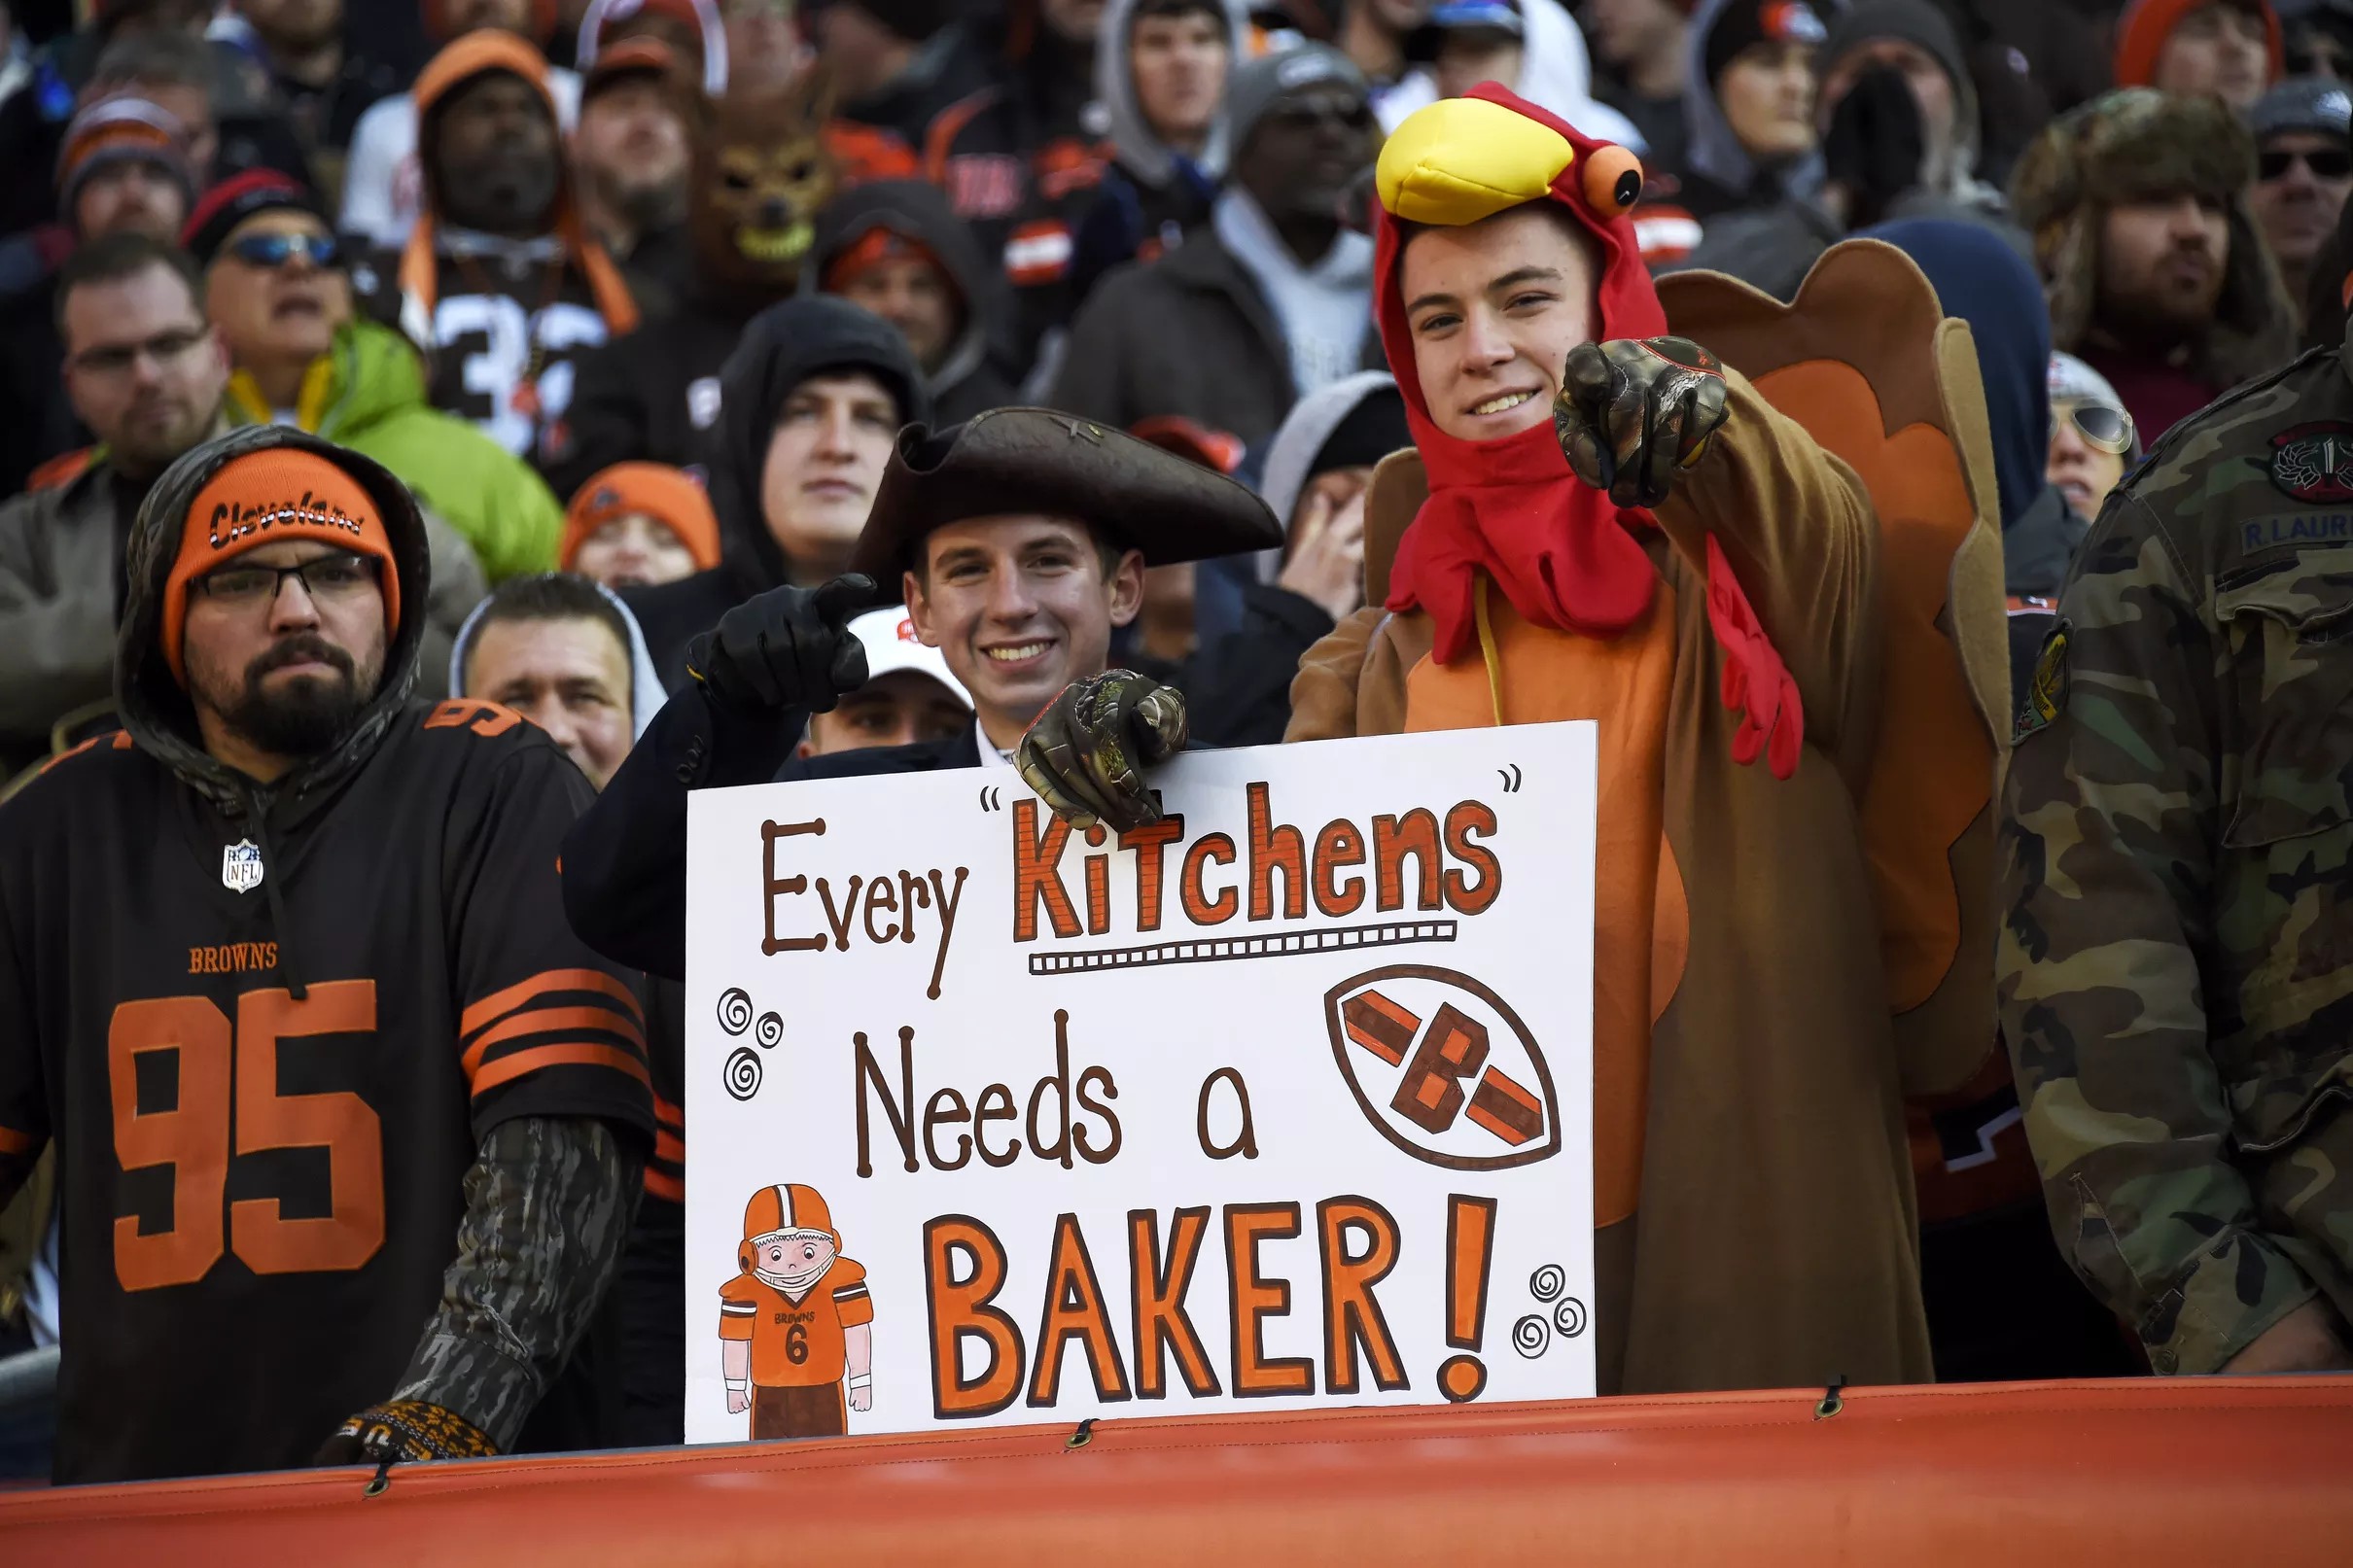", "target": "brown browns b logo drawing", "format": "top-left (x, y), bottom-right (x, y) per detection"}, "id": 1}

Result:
top-left (1323, 965), bottom-right (1562, 1170)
